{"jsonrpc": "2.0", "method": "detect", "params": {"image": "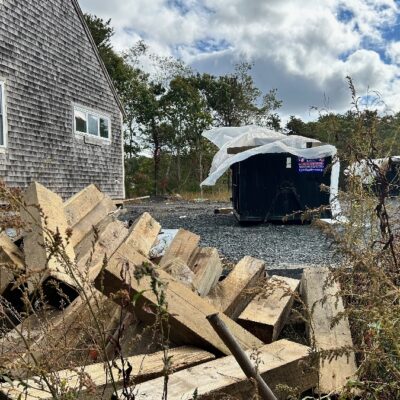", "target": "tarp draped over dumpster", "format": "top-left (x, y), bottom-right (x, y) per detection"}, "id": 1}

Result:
top-left (201, 125), bottom-right (341, 217)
